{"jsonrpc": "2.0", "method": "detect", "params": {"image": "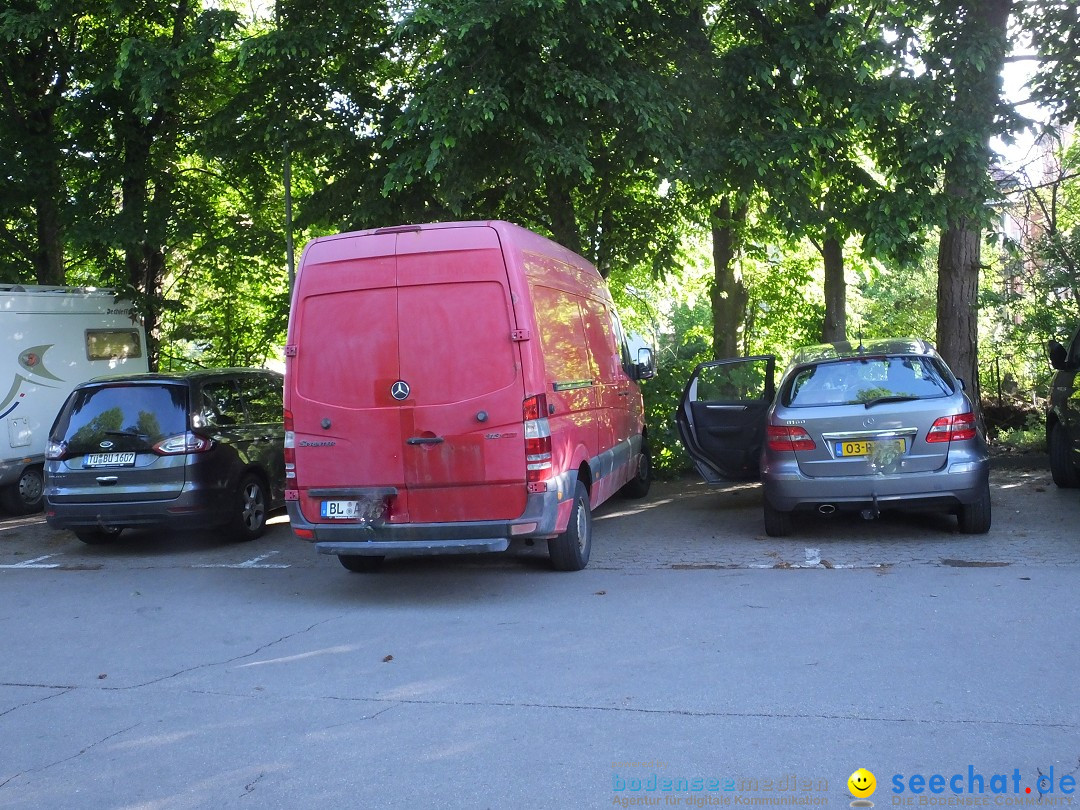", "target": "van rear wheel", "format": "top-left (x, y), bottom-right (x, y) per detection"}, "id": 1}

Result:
top-left (0, 466), bottom-right (44, 515)
top-left (339, 555), bottom-right (384, 573)
top-left (620, 438), bottom-right (652, 499)
top-left (548, 481), bottom-right (591, 571)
